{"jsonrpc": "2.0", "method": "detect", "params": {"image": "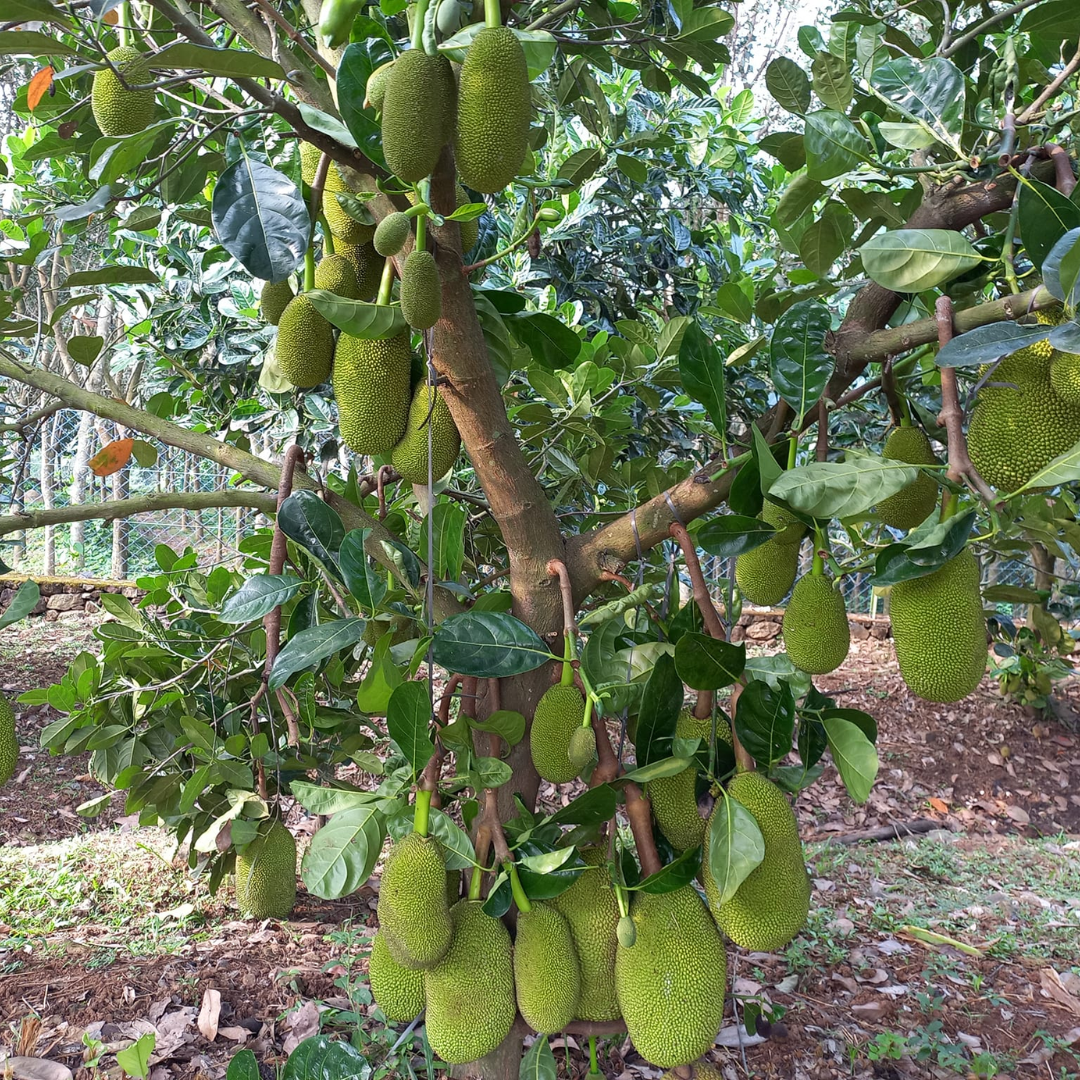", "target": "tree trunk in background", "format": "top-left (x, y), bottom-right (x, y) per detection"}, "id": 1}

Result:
top-left (40, 411), bottom-right (56, 575)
